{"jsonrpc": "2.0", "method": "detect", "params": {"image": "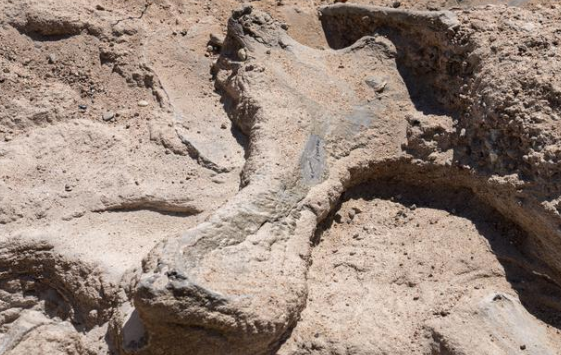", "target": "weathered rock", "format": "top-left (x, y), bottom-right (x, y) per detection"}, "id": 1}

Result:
top-left (123, 4), bottom-right (561, 355)
top-left (2, 0), bottom-right (561, 354)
